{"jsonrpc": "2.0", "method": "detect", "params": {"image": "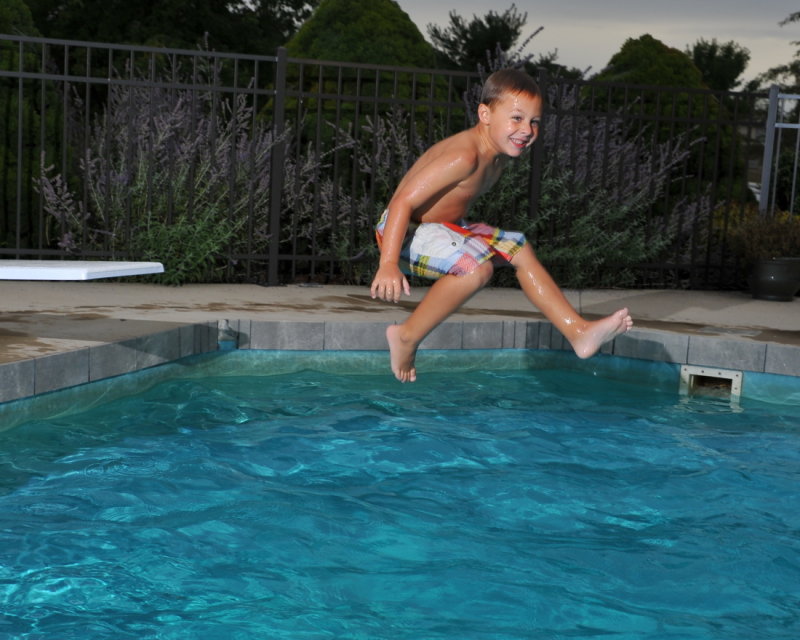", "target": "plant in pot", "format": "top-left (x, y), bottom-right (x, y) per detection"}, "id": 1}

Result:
top-left (728, 206), bottom-right (800, 301)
